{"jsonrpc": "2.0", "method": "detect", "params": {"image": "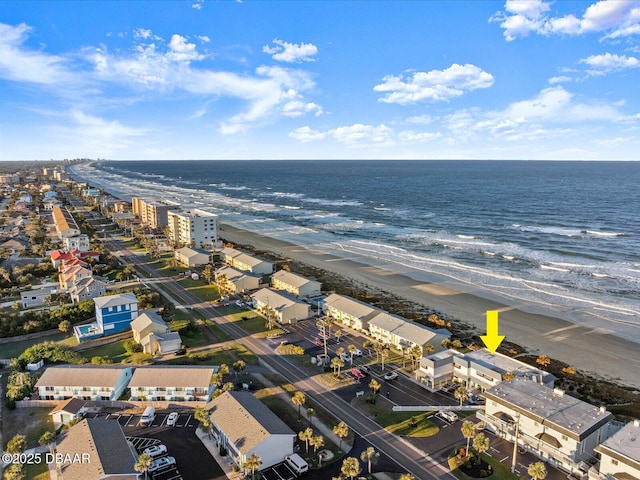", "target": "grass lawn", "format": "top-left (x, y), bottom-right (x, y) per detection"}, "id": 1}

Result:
top-left (2, 408), bottom-right (54, 451)
top-left (177, 278), bottom-right (220, 302)
top-left (203, 319), bottom-right (232, 342)
top-left (351, 397), bottom-right (439, 437)
top-left (229, 314), bottom-right (285, 338)
top-left (448, 449), bottom-right (519, 480)
top-left (0, 331), bottom-right (67, 359)
top-left (170, 316), bottom-right (209, 349)
top-left (78, 339), bottom-right (129, 362)
top-left (25, 461), bottom-right (50, 480)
